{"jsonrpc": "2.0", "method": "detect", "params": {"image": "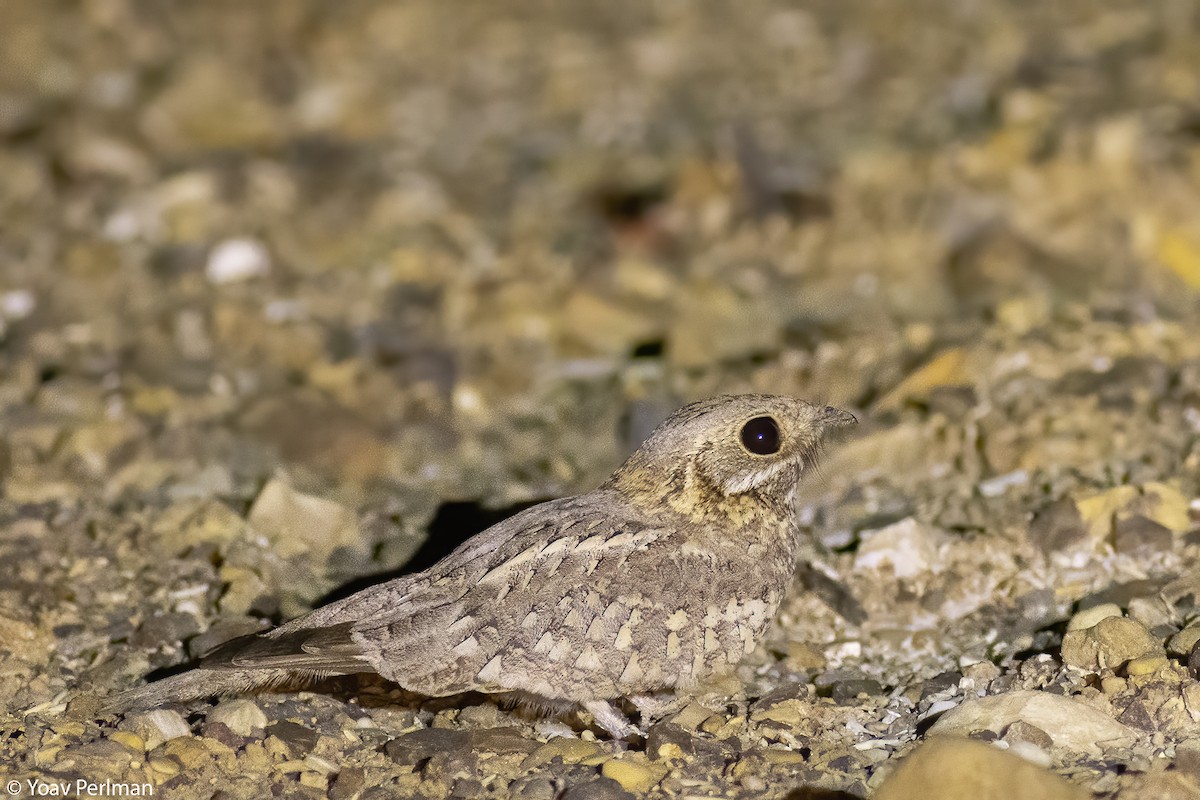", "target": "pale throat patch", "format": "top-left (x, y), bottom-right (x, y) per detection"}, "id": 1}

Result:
top-left (720, 455), bottom-right (802, 496)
